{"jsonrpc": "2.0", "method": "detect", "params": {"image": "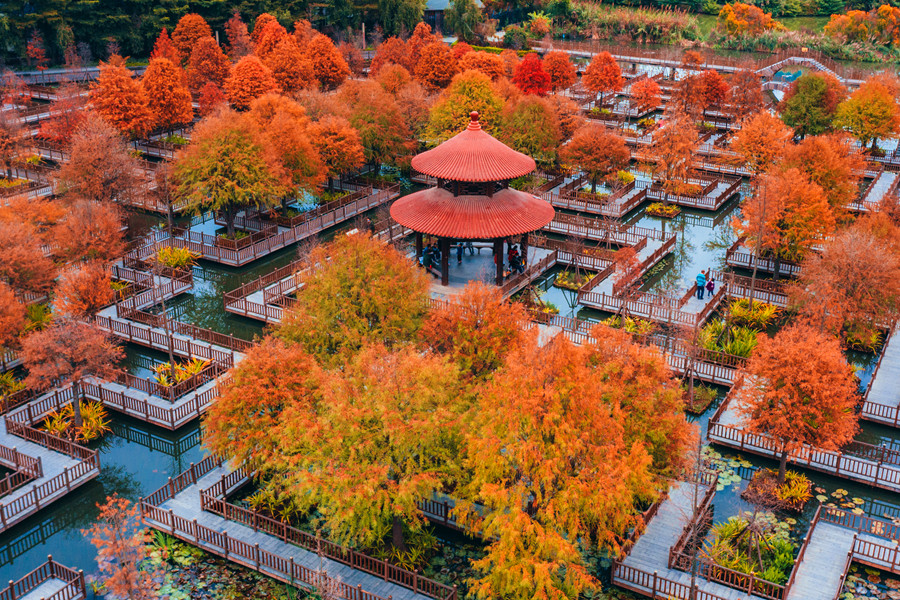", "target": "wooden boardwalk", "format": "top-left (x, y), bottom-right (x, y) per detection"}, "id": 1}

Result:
top-left (784, 520), bottom-right (855, 600)
top-left (614, 481), bottom-right (755, 600)
top-left (143, 462), bottom-right (435, 600)
top-left (860, 329), bottom-right (900, 427)
top-left (850, 169), bottom-right (899, 212)
top-left (4, 557), bottom-right (86, 600)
